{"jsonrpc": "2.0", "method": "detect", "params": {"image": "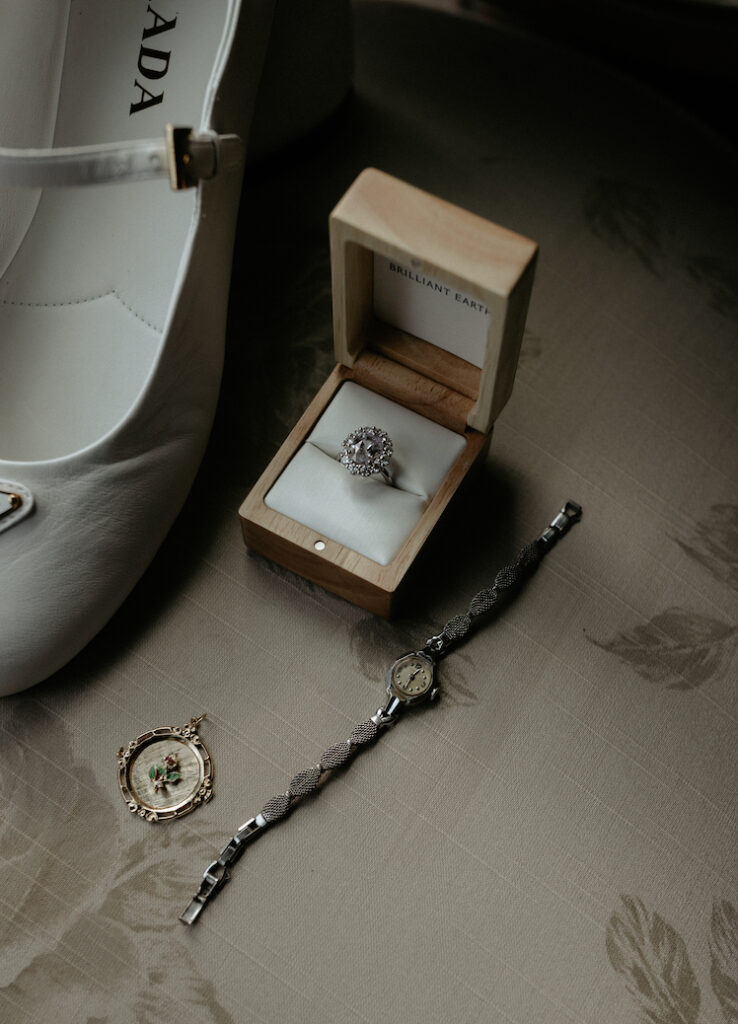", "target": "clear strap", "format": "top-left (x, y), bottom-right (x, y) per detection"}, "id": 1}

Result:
top-left (0, 126), bottom-right (243, 190)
